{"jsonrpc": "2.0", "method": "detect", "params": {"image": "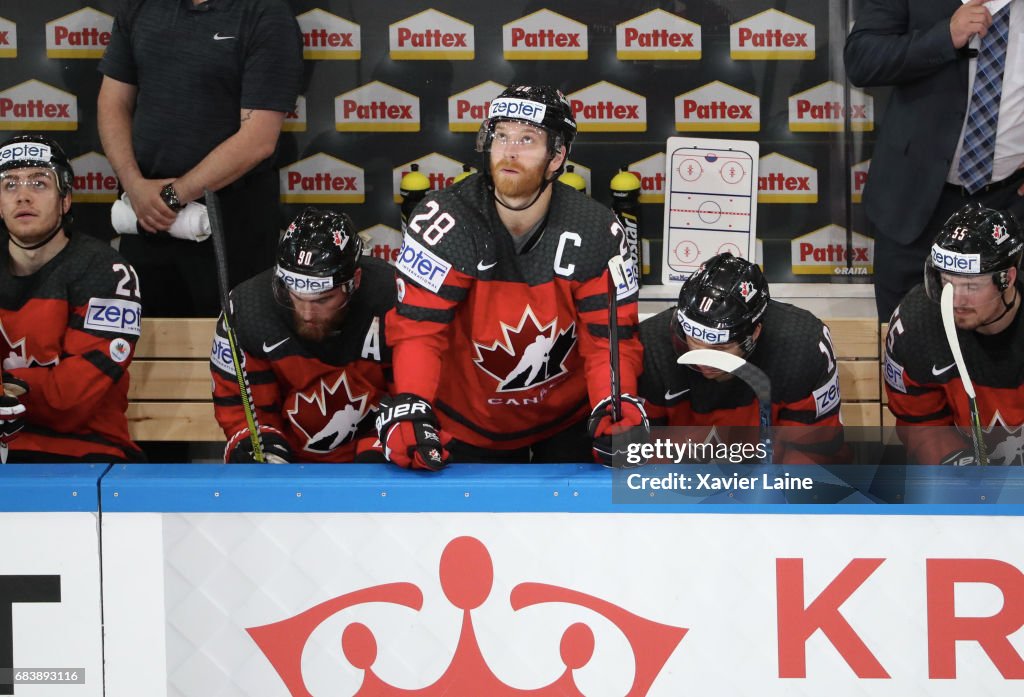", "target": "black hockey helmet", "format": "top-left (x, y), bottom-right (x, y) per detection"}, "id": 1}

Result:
top-left (671, 253), bottom-right (769, 356)
top-left (924, 202), bottom-right (1024, 301)
top-left (273, 208), bottom-right (362, 305)
top-left (475, 84), bottom-right (577, 161)
top-left (0, 134), bottom-right (74, 197)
